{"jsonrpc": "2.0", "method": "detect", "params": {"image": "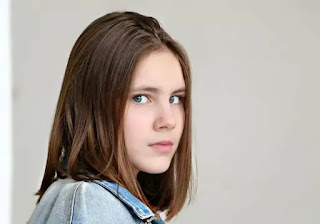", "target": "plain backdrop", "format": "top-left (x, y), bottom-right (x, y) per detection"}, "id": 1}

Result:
top-left (10, 0), bottom-right (320, 223)
top-left (1, 0), bottom-right (12, 223)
